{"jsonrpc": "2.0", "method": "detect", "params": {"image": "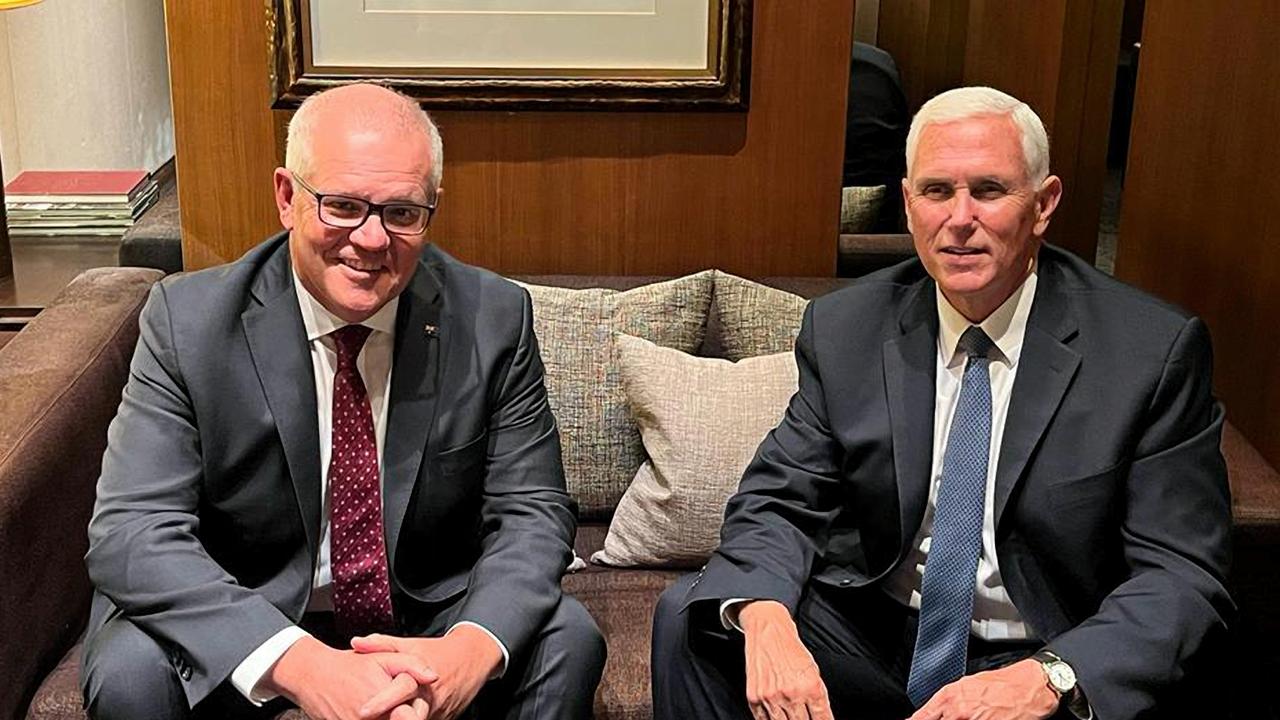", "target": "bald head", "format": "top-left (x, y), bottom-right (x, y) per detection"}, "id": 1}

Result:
top-left (285, 83), bottom-right (443, 194)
